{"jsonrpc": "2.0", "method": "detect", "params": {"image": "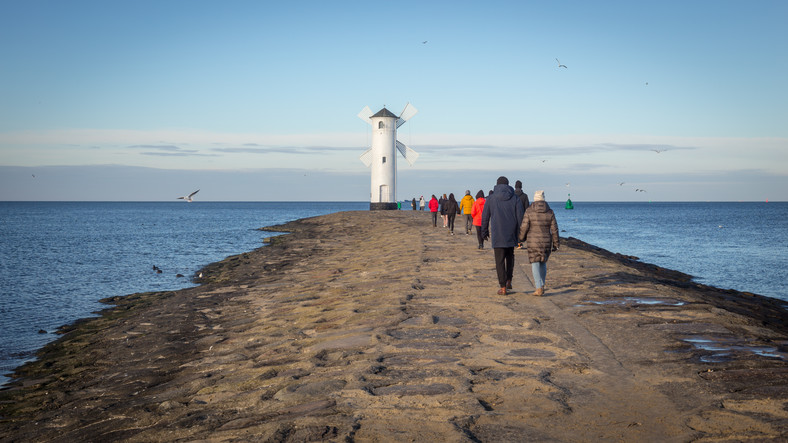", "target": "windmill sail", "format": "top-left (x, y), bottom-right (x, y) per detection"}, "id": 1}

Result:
top-left (396, 103), bottom-right (418, 128)
top-left (359, 148), bottom-right (373, 167)
top-left (396, 140), bottom-right (419, 166)
top-left (357, 106), bottom-right (373, 124)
